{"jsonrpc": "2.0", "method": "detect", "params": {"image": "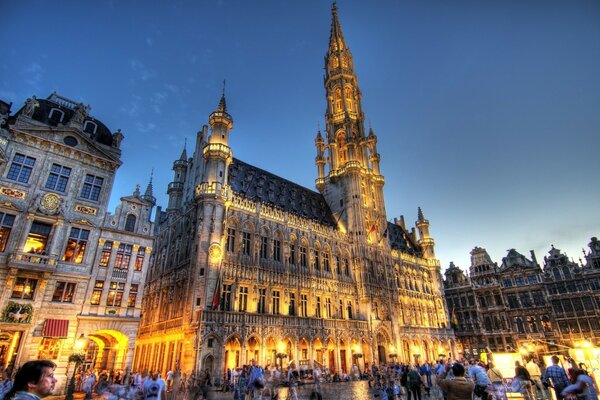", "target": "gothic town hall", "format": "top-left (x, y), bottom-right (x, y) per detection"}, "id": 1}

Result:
top-left (134, 4), bottom-right (456, 375)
